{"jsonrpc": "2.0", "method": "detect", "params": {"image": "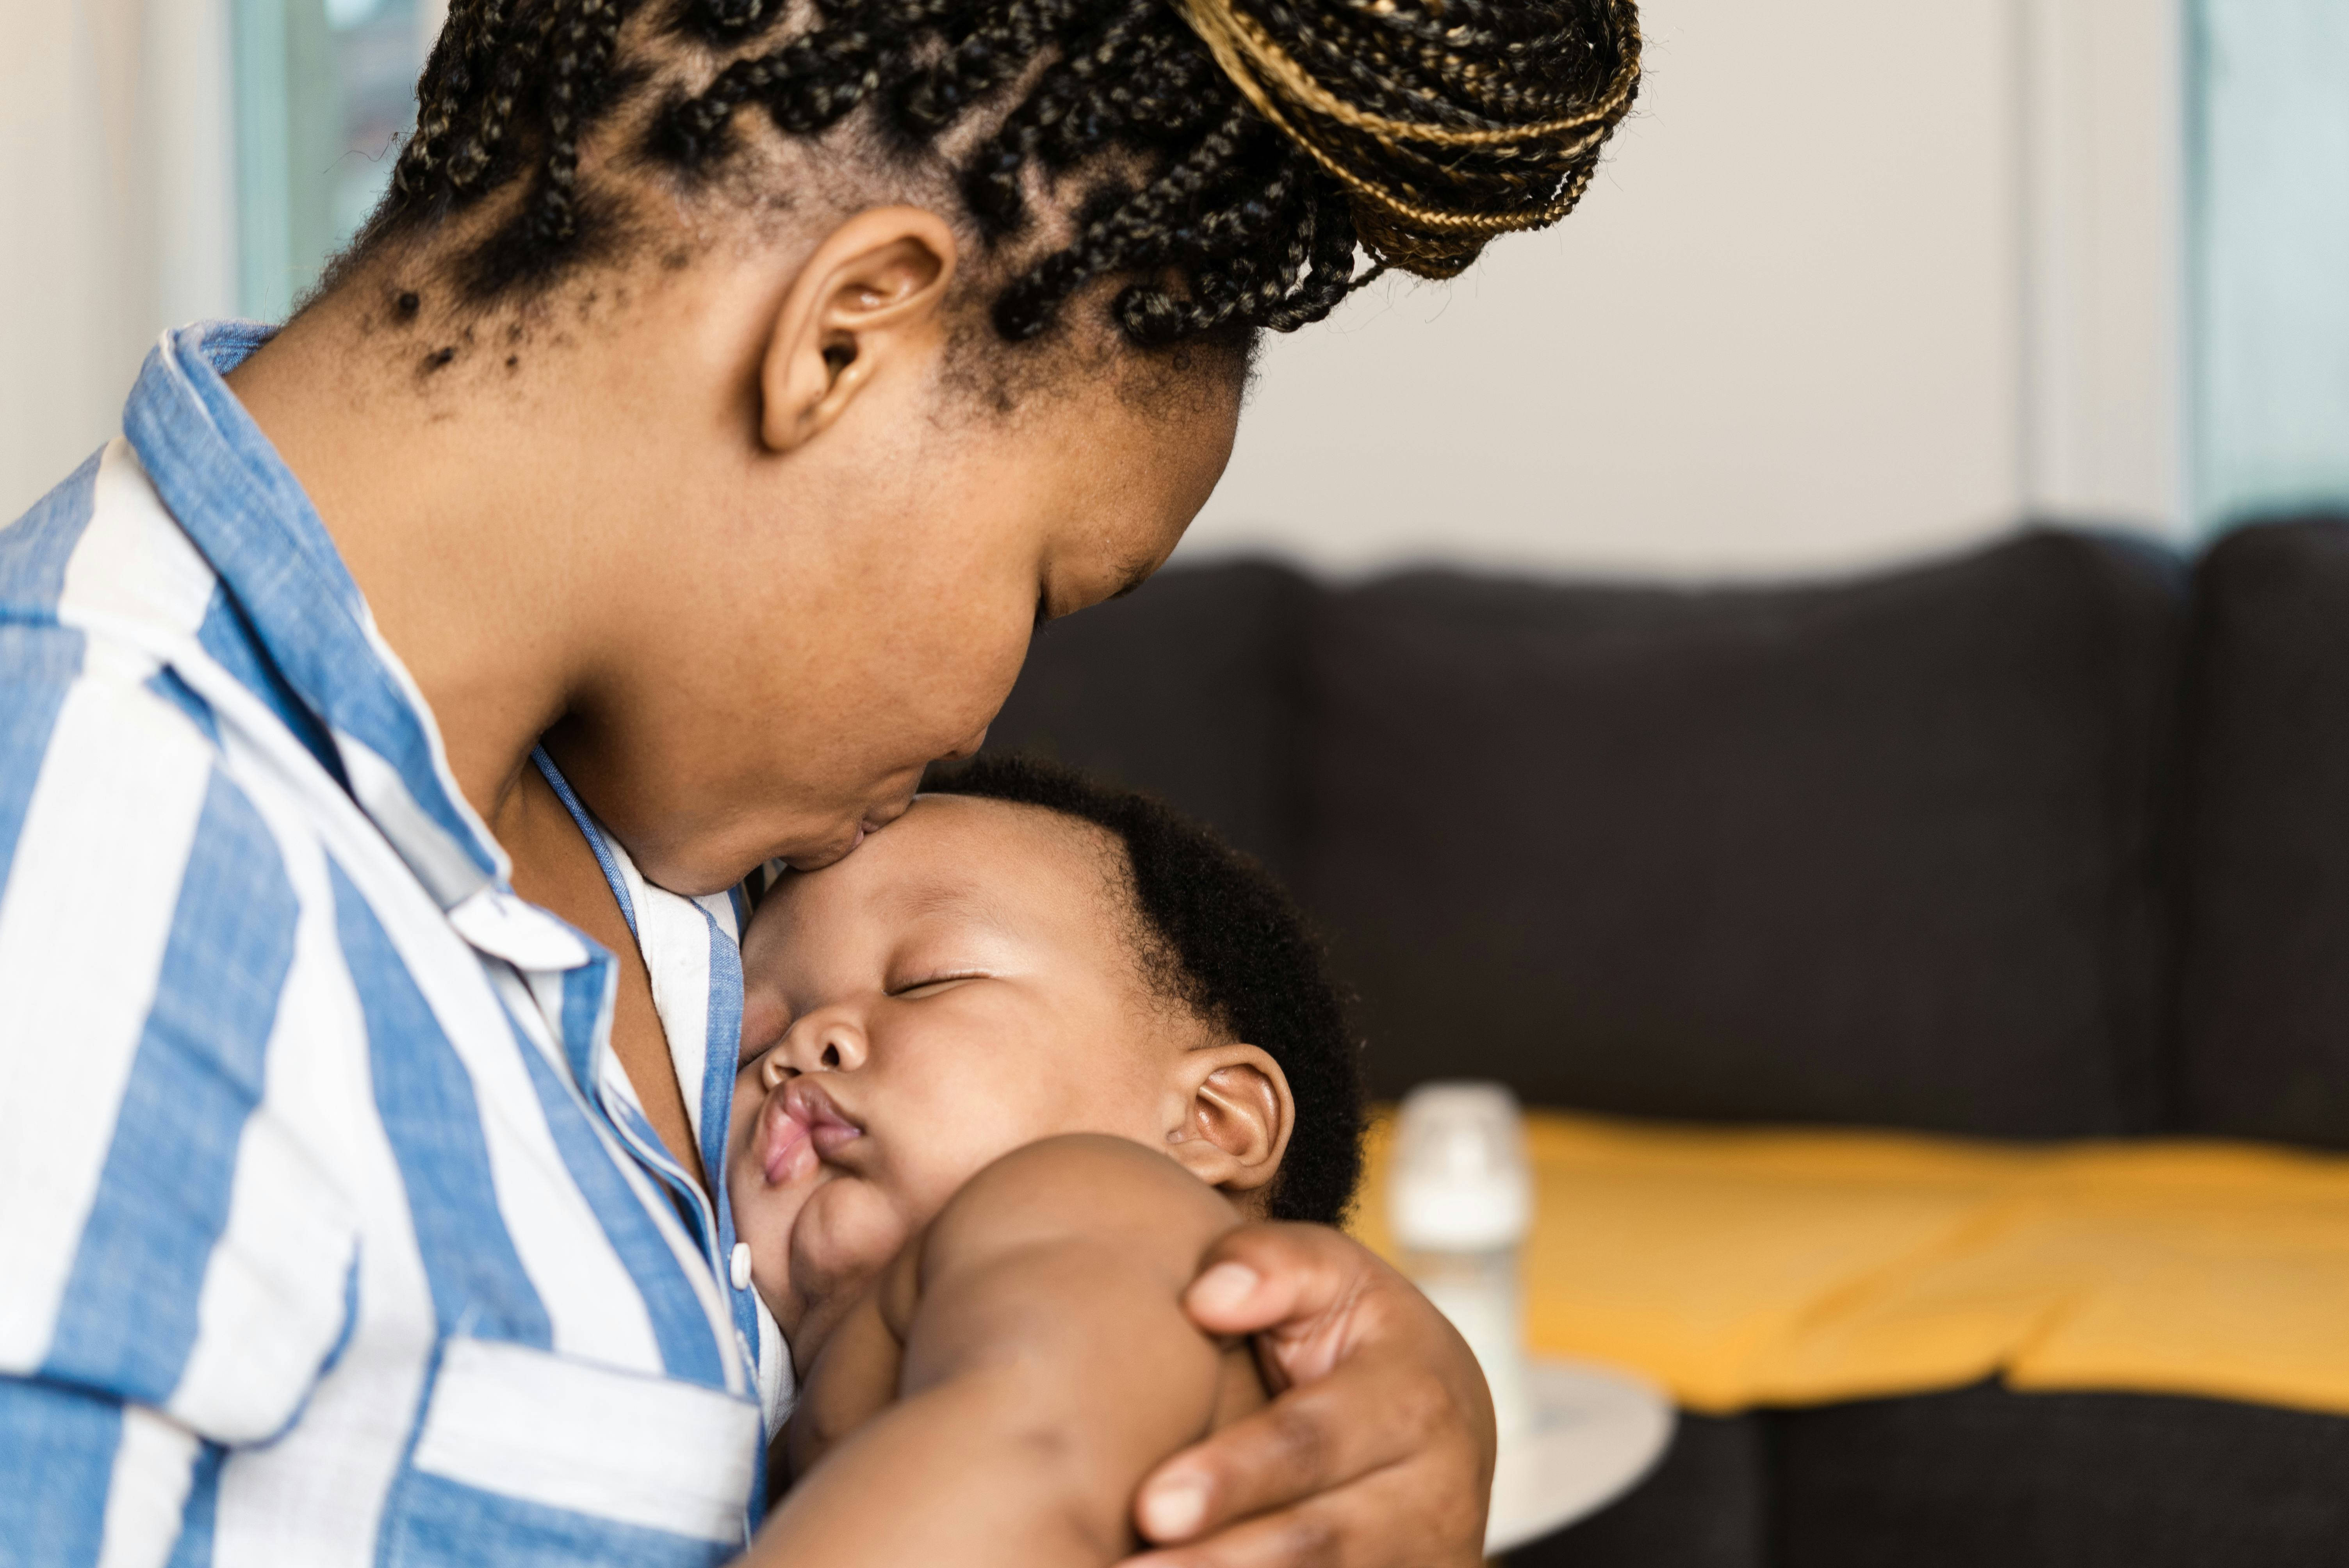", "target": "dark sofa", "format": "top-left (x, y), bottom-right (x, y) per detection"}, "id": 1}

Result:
top-left (970, 519), bottom-right (2349, 1567)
